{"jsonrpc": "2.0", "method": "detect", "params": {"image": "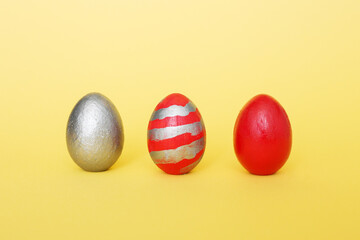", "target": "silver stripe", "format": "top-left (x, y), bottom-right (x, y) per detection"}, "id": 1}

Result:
top-left (151, 102), bottom-right (196, 121)
top-left (179, 158), bottom-right (203, 174)
top-left (150, 138), bottom-right (205, 164)
top-left (148, 121), bottom-right (203, 141)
